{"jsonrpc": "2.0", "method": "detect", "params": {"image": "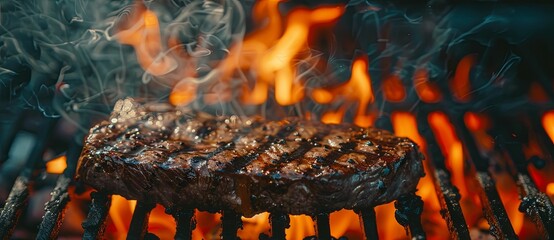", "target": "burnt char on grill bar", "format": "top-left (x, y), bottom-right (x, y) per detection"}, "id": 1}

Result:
top-left (76, 98), bottom-right (424, 217)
